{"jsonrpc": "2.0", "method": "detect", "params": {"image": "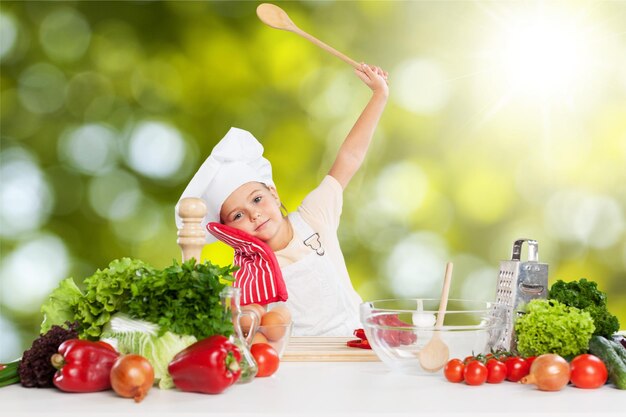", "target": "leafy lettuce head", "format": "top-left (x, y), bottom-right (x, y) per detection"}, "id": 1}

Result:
top-left (514, 299), bottom-right (595, 358)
